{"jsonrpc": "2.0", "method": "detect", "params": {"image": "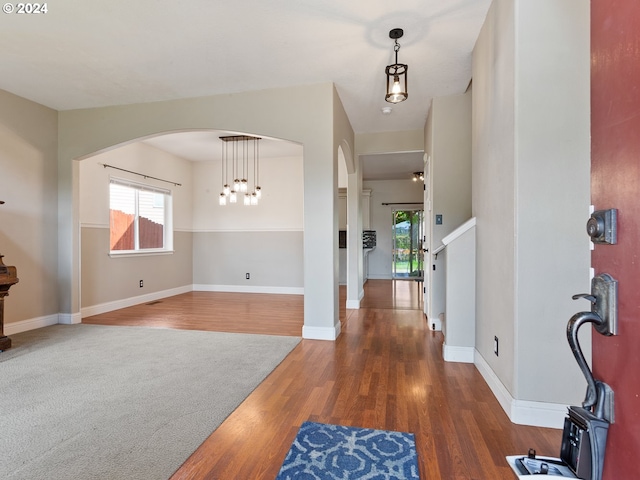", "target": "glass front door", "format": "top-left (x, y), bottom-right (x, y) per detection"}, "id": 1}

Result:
top-left (392, 209), bottom-right (424, 279)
